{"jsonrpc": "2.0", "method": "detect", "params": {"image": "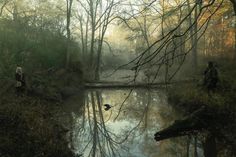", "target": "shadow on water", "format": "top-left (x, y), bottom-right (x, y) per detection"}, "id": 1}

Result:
top-left (60, 89), bottom-right (205, 157)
